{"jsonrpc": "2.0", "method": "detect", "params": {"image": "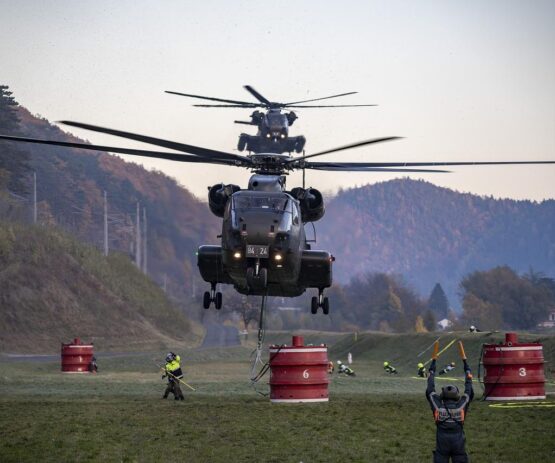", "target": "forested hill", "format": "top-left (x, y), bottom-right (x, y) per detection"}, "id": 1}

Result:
top-left (14, 106), bottom-right (220, 309)
top-left (0, 221), bottom-right (201, 353)
top-left (318, 179), bottom-right (555, 307)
